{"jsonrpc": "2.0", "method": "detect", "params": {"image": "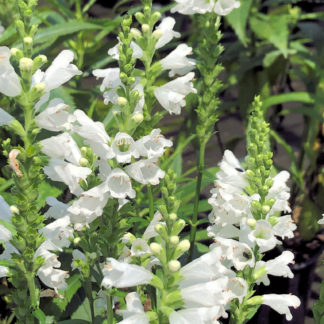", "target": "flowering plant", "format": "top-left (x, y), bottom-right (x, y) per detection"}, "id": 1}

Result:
top-left (0, 0), bottom-right (323, 323)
